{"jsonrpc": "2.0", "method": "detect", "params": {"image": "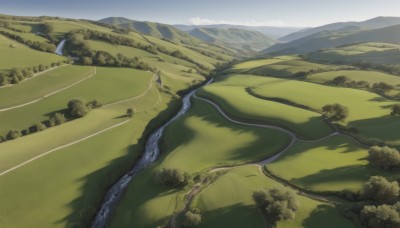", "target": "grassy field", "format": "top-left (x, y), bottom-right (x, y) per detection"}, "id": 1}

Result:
top-left (250, 77), bottom-right (399, 145)
top-left (0, 67), bottom-right (153, 136)
top-left (0, 34), bottom-right (65, 71)
top-left (229, 58), bottom-right (341, 77)
top-left (192, 165), bottom-right (354, 228)
top-left (0, 91), bottom-right (179, 228)
top-left (0, 65), bottom-right (95, 108)
top-left (308, 42), bottom-right (400, 65)
top-left (108, 99), bottom-right (291, 227)
top-left (197, 74), bottom-right (334, 139)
